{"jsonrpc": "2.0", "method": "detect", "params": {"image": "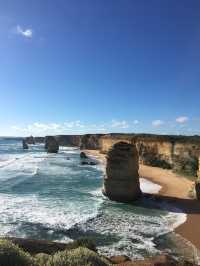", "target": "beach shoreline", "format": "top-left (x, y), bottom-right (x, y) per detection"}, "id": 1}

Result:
top-left (84, 149), bottom-right (200, 253)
